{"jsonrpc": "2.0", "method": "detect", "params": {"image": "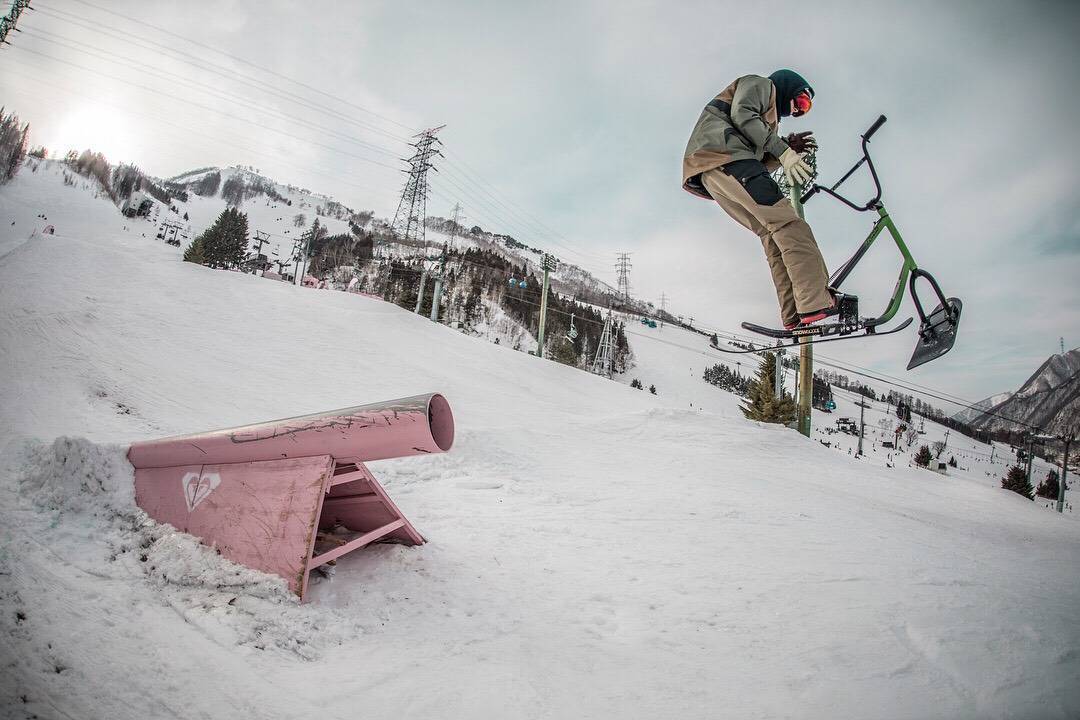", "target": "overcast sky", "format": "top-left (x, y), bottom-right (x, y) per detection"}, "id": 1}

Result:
top-left (2, 0), bottom-right (1078, 403)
